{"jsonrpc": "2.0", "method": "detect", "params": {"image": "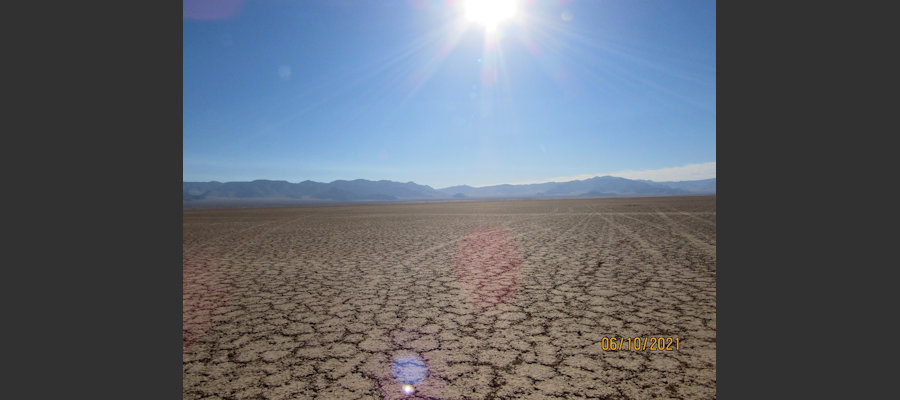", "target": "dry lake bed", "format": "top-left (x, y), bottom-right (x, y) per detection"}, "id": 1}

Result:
top-left (183, 196), bottom-right (716, 399)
